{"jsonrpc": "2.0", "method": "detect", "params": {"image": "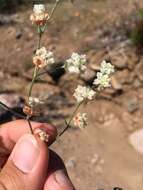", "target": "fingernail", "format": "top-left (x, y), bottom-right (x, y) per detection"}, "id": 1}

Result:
top-left (11, 134), bottom-right (39, 173)
top-left (54, 170), bottom-right (74, 188)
